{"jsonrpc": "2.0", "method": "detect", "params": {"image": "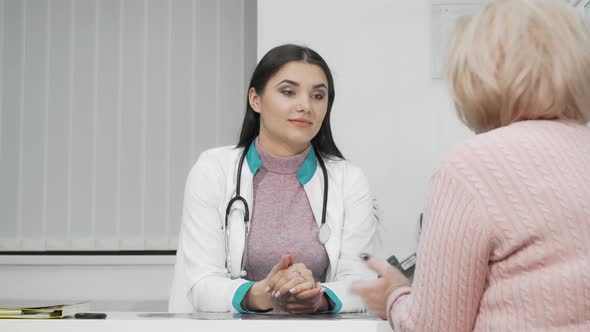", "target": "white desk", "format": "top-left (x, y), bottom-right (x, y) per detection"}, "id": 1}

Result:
top-left (0, 312), bottom-right (393, 332)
